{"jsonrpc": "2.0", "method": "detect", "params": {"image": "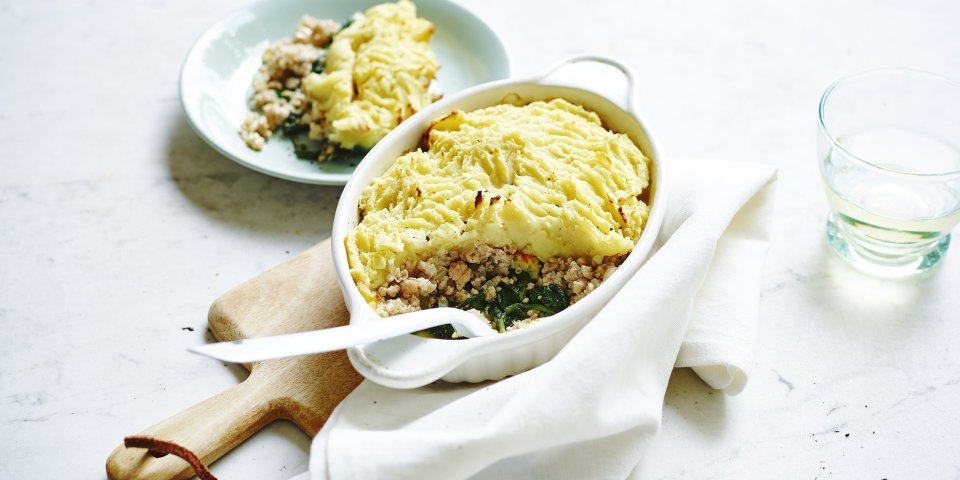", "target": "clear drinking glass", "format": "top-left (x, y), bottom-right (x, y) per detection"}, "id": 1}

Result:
top-left (819, 69), bottom-right (960, 276)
